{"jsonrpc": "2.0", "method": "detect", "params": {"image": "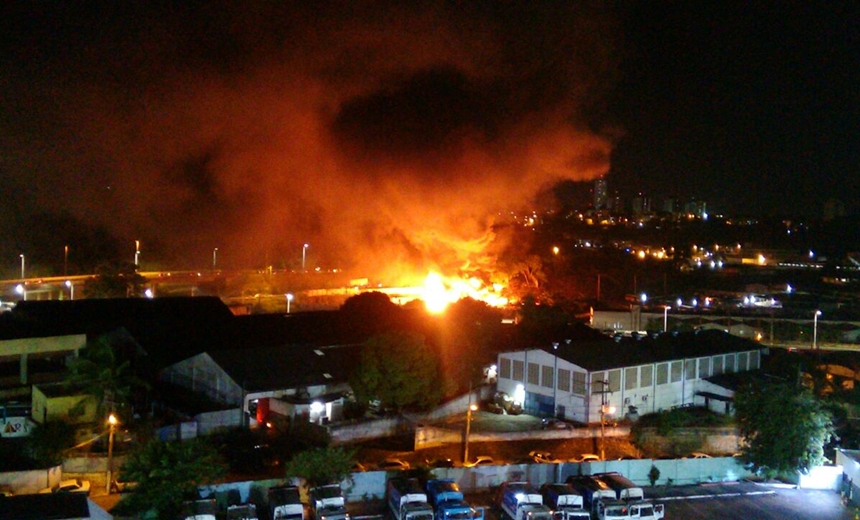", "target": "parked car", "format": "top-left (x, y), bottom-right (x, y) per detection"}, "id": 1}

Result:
top-left (572, 453), bottom-right (600, 463)
top-left (464, 455), bottom-right (495, 467)
top-left (377, 458), bottom-right (411, 471)
top-left (541, 418), bottom-right (572, 430)
top-left (529, 450), bottom-right (556, 463)
top-left (687, 452), bottom-right (712, 459)
top-left (425, 457), bottom-right (455, 468)
top-left (39, 479), bottom-right (91, 495)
